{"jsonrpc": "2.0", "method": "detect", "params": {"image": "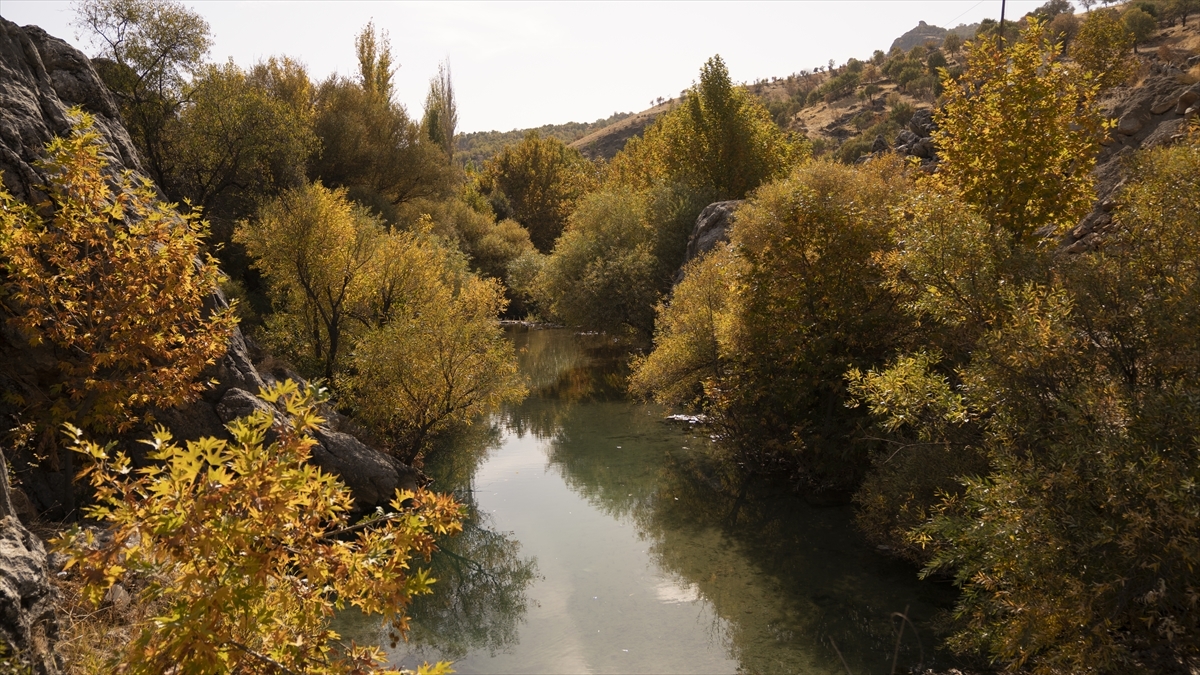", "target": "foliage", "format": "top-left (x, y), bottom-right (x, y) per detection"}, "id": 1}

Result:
top-left (339, 274), bottom-right (525, 461)
top-left (169, 60), bottom-right (316, 222)
top-left (934, 19), bottom-right (1105, 242)
top-left (535, 188), bottom-right (661, 338)
top-left (397, 197), bottom-right (536, 289)
top-left (311, 76), bottom-right (455, 214)
top-left (628, 246), bottom-right (739, 408)
top-left (235, 182), bottom-right (385, 380)
top-left (56, 380), bottom-right (461, 674)
top-left (1123, 7), bottom-right (1158, 49)
top-left (633, 157), bottom-right (911, 488)
top-left (422, 61), bottom-right (458, 160)
top-left (0, 114), bottom-right (235, 438)
top-left (478, 132), bottom-right (595, 253)
top-left (237, 184), bottom-right (524, 459)
top-left (849, 122), bottom-right (1200, 672)
top-left (1071, 8), bottom-right (1135, 89)
top-left (609, 55), bottom-right (796, 203)
top-left (75, 0), bottom-right (212, 191)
